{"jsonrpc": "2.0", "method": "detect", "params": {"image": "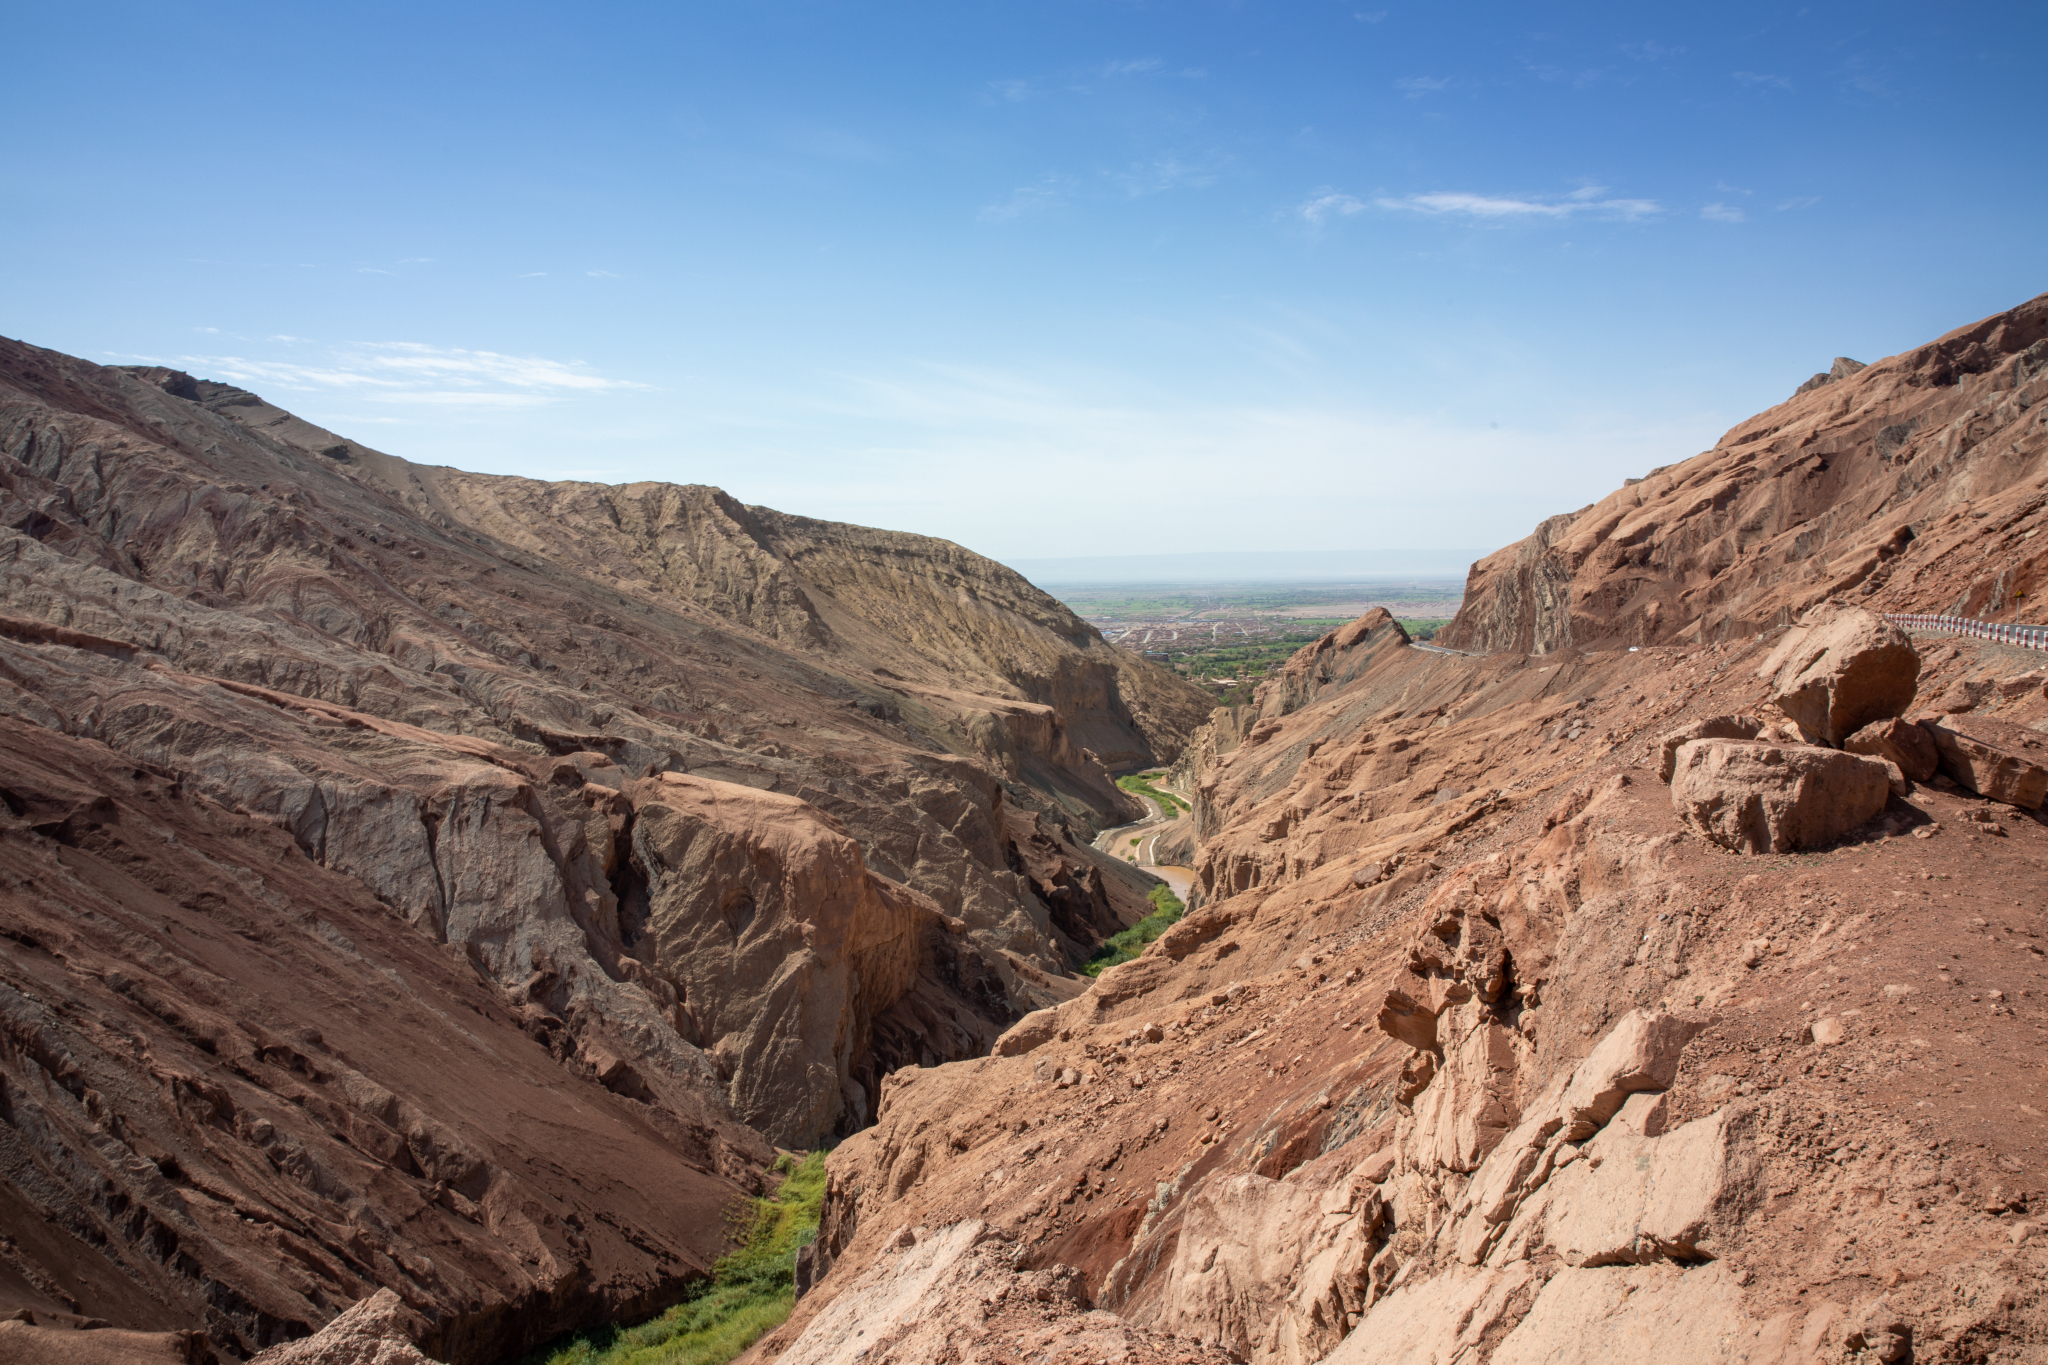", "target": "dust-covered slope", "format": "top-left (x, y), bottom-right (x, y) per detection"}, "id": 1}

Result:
top-left (758, 296), bottom-right (2048, 1365)
top-left (1441, 292), bottom-right (2048, 655)
top-left (0, 338), bottom-right (1211, 1359)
